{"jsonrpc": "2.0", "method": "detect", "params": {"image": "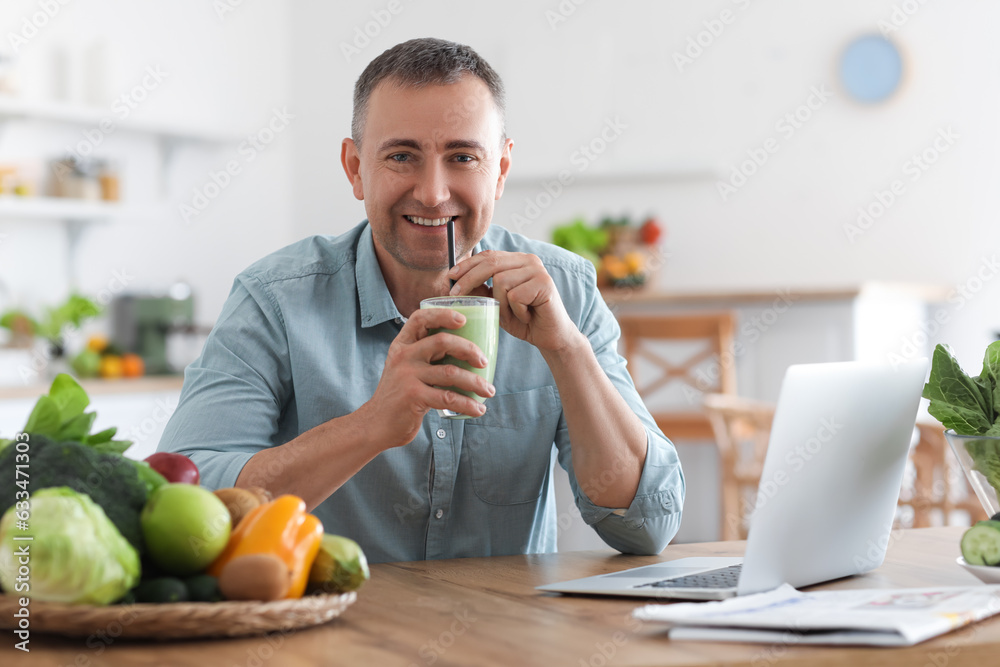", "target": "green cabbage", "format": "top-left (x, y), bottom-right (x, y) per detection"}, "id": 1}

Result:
top-left (0, 487), bottom-right (140, 605)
